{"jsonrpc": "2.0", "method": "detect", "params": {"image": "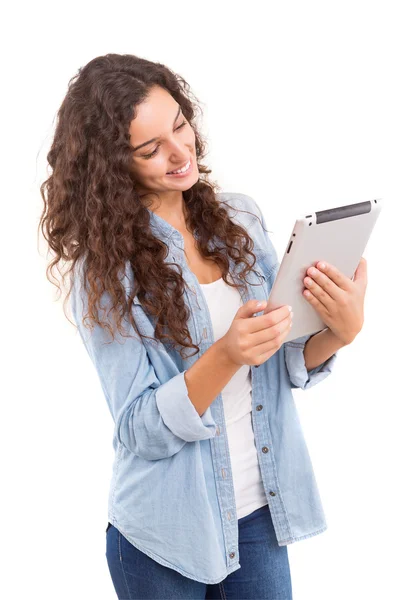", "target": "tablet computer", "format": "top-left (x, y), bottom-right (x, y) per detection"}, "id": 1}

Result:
top-left (264, 198), bottom-right (383, 342)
